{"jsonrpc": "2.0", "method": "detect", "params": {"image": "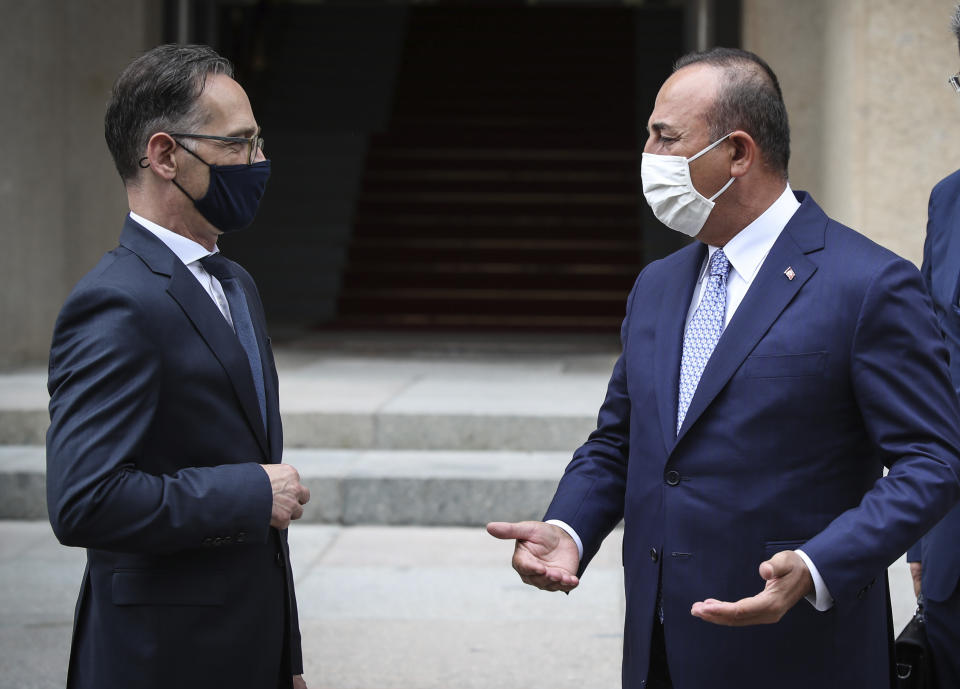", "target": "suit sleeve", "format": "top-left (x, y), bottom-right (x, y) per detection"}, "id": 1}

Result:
top-left (542, 273), bottom-right (641, 573)
top-left (907, 191), bottom-right (941, 565)
top-left (46, 283), bottom-right (273, 553)
top-left (801, 258), bottom-right (960, 606)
